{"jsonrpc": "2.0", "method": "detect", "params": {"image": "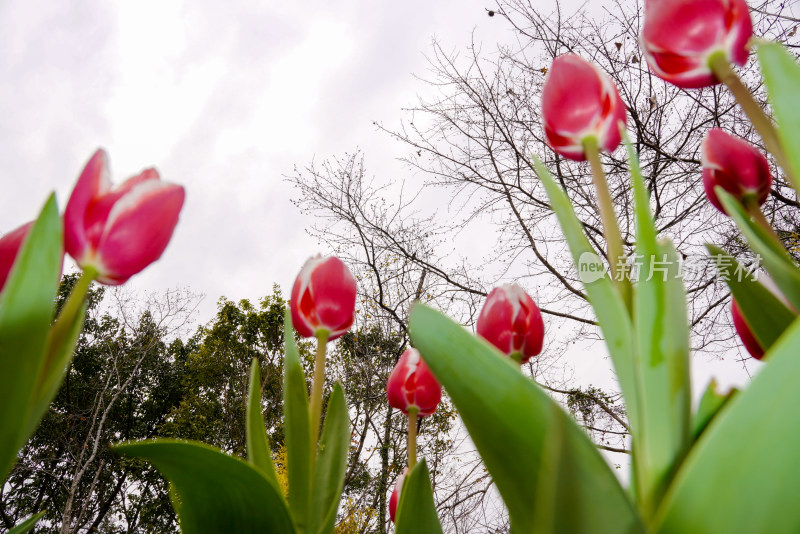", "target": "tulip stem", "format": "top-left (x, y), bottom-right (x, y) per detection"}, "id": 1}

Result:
top-left (583, 138), bottom-right (630, 304)
top-left (39, 267), bottom-right (97, 385)
top-left (309, 330), bottom-right (330, 454)
top-left (407, 407), bottom-right (418, 469)
top-left (709, 53), bottom-right (800, 190)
